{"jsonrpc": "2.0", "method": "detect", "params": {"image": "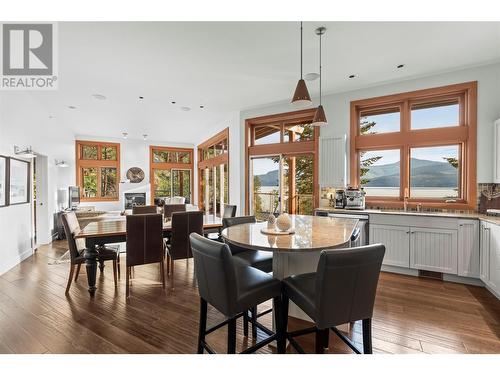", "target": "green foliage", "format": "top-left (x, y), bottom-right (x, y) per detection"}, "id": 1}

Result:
top-left (443, 157), bottom-right (459, 169)
top-left (359, 118), bottom-right (382, 185)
